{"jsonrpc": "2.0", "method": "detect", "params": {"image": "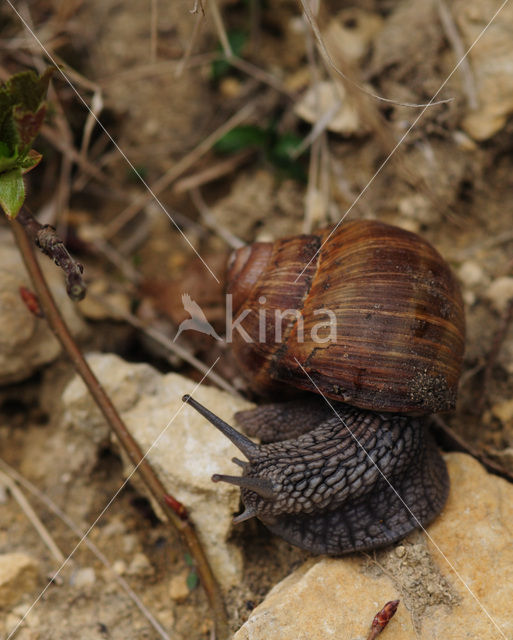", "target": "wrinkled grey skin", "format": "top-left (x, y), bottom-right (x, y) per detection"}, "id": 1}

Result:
top-left (183, 395), bottom-right (449, 555)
